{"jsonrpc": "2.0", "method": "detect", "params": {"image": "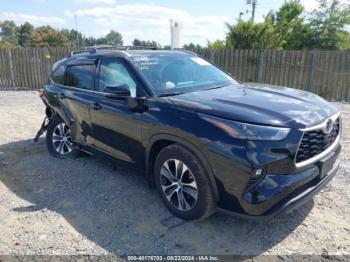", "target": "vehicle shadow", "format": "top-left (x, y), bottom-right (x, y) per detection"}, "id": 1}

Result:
top-left (0, 138), bottom-right (313, 256)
